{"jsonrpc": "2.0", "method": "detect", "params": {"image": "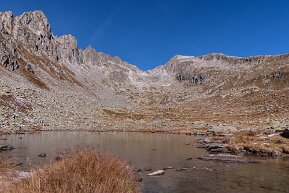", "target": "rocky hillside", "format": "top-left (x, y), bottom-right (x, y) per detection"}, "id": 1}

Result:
top-left (0, 11), bottom-right (288, 133)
